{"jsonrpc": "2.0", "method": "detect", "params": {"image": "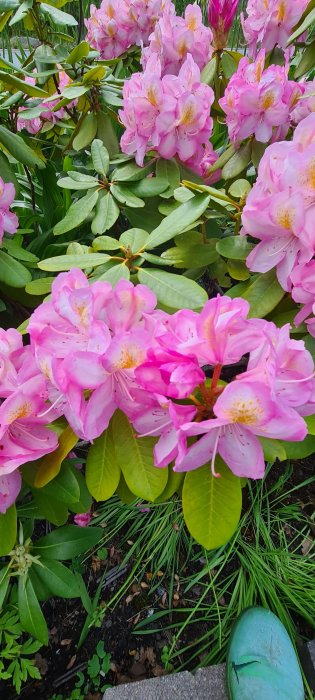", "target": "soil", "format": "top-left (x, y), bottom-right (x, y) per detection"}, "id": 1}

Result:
top-left (4, 458), bottom-right (314, 700)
